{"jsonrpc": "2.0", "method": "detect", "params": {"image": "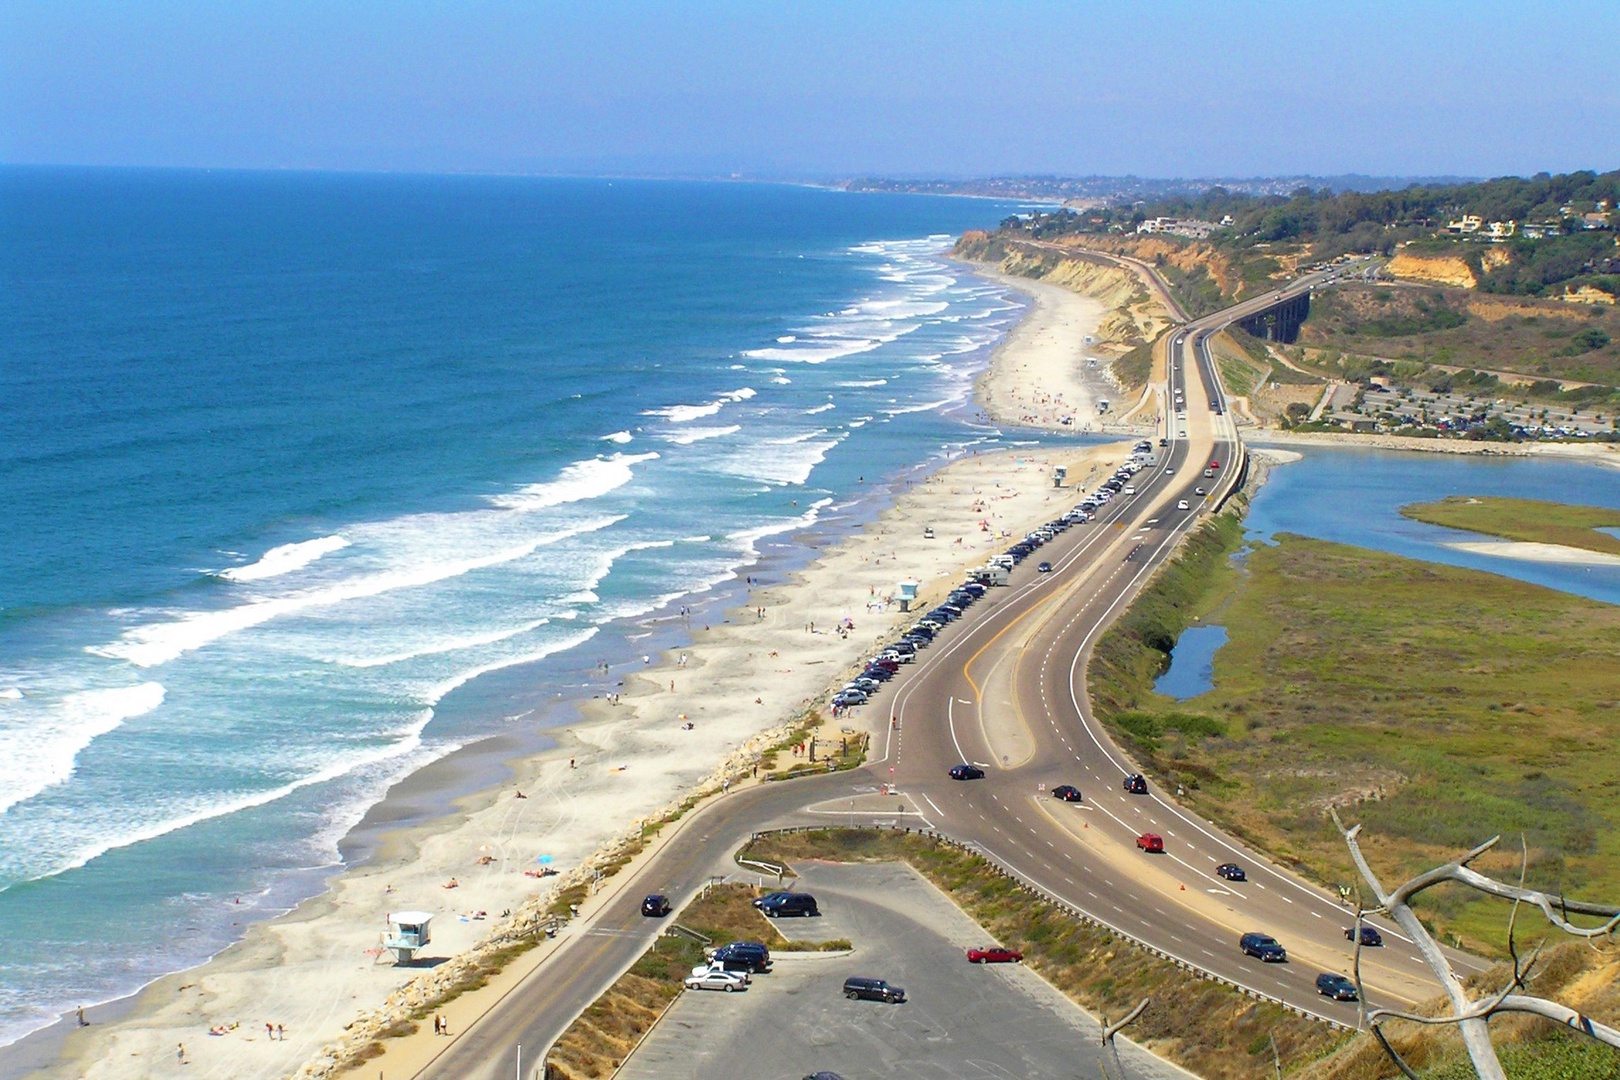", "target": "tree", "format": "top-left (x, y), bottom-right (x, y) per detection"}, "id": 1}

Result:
top-left (1333, 810), bottom-right (1620, 1079)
